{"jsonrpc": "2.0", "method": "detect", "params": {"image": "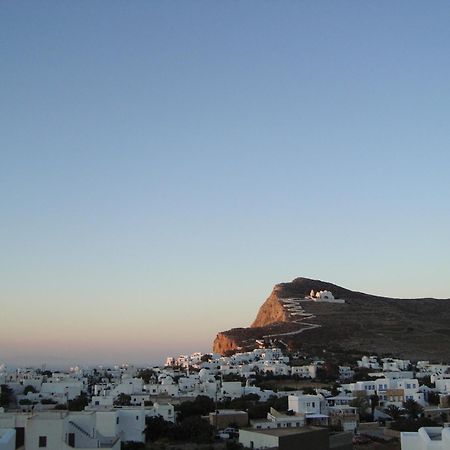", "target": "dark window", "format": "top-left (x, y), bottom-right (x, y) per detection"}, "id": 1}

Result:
top-left (39, 436), bottom-right (47, 447)
top-left (136, 416), bottom-right (139, 420)
top-left (15, 428), bottom-right (25, 448)
top-left (68, 433), bottom-right (75, 447)
top-left (116, 417), bottom-right (119, 424)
